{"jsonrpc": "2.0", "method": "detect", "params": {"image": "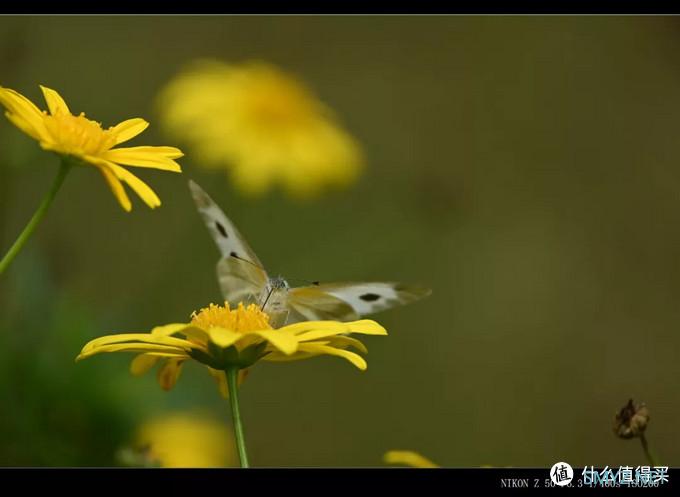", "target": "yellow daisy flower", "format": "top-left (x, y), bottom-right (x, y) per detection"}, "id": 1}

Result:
top-left (125, 411), bottom-right (237, 468)
top-left (79, 302), bottom-right (386, 467)
top-left (0, 85), bottom-right (183, 211)
top-left (384, 450), bottom-right (440, 468)
top-left (157, 60), bottom-right (364, 198)
top-left (76, 302), bottom-right (386, 397)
